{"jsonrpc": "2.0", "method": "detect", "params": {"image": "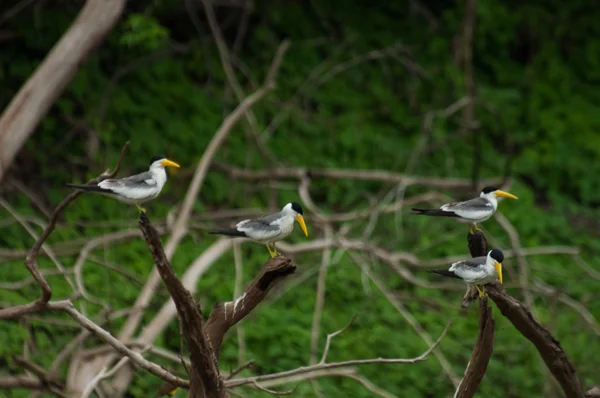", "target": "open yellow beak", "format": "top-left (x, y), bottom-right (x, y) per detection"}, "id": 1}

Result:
top-left (494, 261), bottom-right (503, 284)
top-left (161, 159), bottom-right (181, 168)
top-left (495, 190), bottom-right (518, 200)
top-left (296, 215), bottom-right (308, 237)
